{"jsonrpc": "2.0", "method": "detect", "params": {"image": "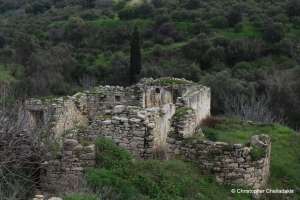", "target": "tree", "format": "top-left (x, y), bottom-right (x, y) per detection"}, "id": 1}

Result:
top-left (185, 0), bottom-right (201, 10)
top-left (129, 26), bottom-right (142, 85)
top-left (13, 32), bottom-right (39, 68)
top-left (0, 82), bottom-right (54, 199)
top-left (107, 55), bottom-right (130, 87)
top-left (210, 16), bottom-right (229, 28)
top-left (286, 0), bottom-right (300, 18)
top-left (226, 3), bottom-right (245, 27)
top-left (0, 34), bottom-right (6, 48)
top-left (262, 19), bottom-right (284, 43)
top-left (118, 7), bottom-right (137, 20)
top-left (152, 0), bottom-right (165, 8)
